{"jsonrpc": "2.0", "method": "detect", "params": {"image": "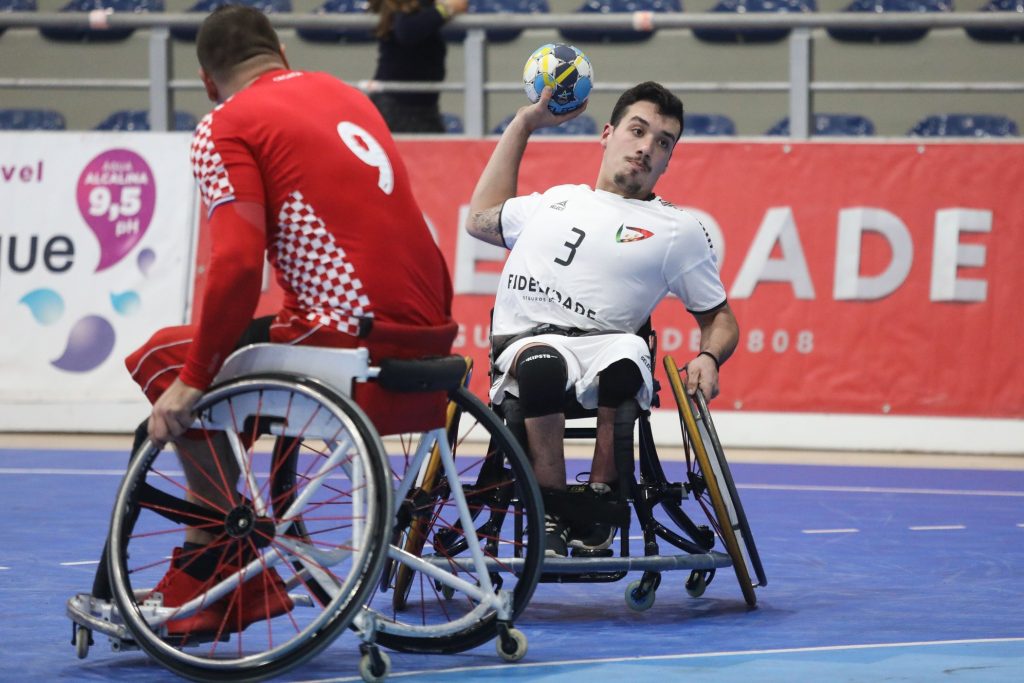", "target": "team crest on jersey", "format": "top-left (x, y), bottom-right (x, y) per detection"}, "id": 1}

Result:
top-left (615, 224), bottom-right (654, 243)
top-left (549, 200), bottom-right (568, 211)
